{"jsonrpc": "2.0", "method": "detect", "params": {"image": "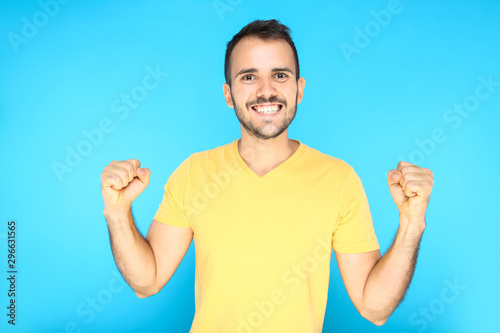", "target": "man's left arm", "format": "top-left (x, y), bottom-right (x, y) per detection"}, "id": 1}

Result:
top-left (335, 161), bottom-right (434, 325)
